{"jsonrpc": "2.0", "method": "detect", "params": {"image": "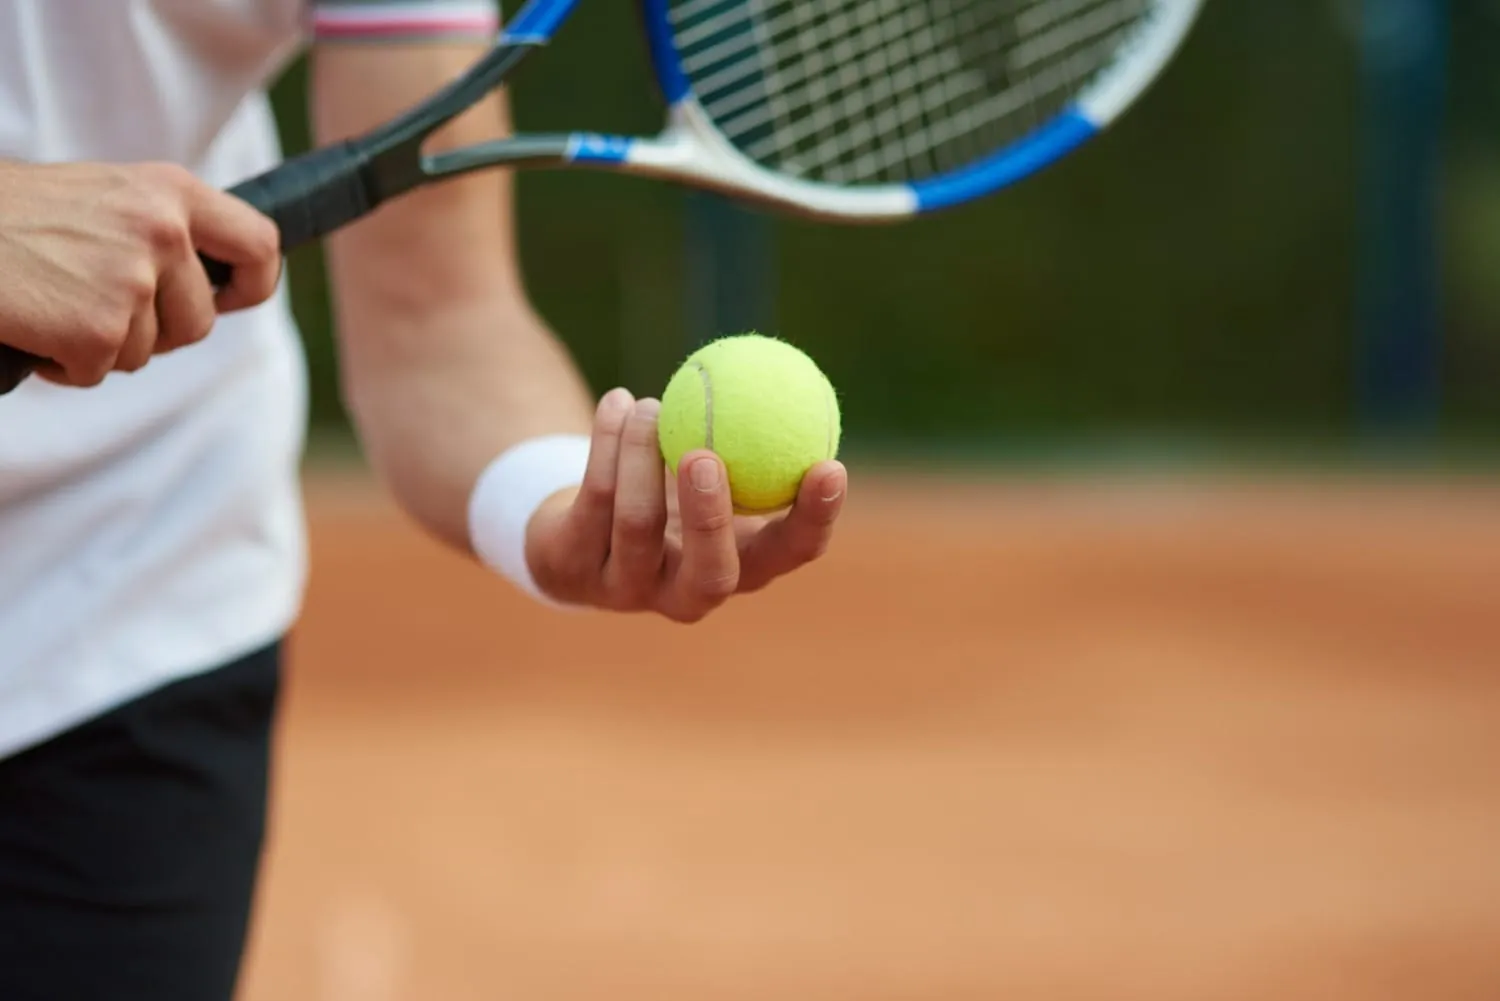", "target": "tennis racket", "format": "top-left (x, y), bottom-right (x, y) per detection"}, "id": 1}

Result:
top-left (0, 0), bottom-right (1204, 395)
